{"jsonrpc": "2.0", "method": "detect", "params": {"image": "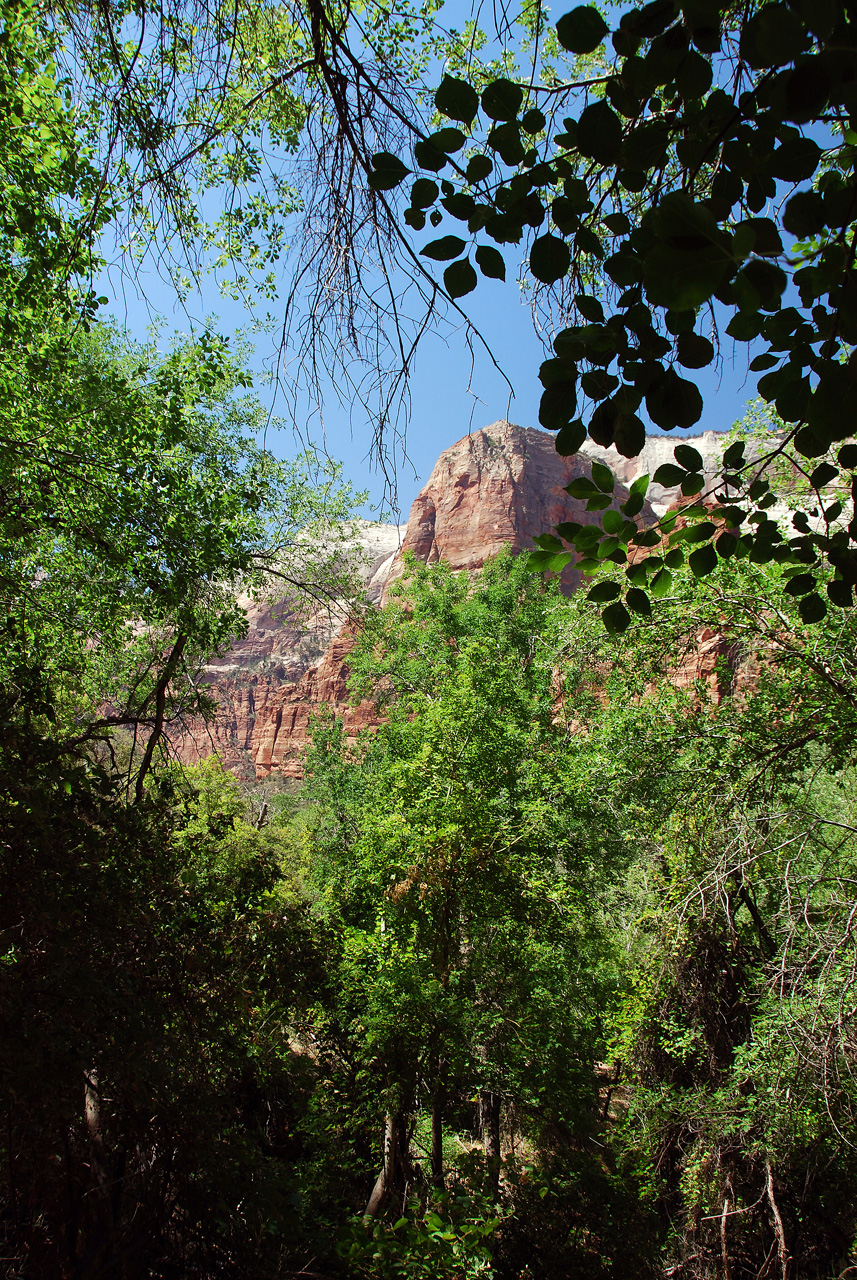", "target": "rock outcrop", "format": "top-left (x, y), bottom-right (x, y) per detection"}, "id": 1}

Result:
top-left (169, 521), bottom-right (406, 779)
top-left (384, 420), bottom-right (654, 594)
top-left (170, 421), bottom-right (736, 782)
